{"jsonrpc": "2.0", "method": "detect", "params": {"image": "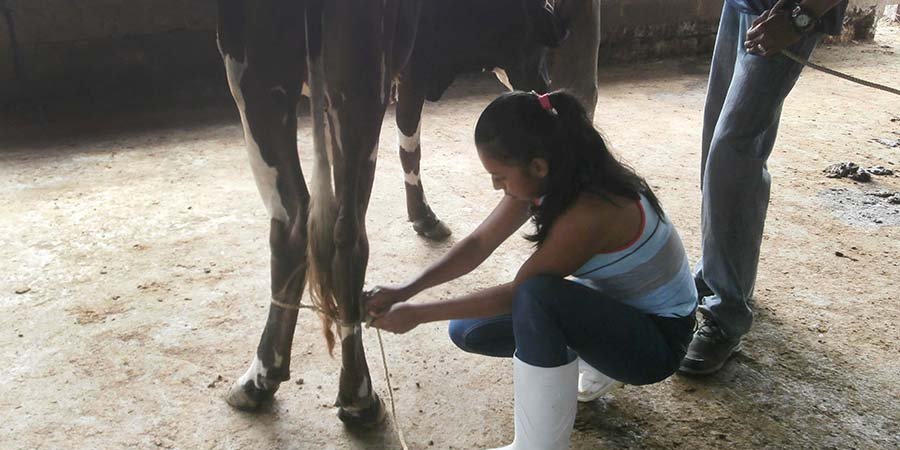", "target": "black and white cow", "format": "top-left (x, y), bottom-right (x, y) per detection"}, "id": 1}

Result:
top-left (215, 0), bottom-right (597, 427)
top-left (396, 0), bottom-right (567, 240)
top-left (217, 0), bottom-right (416, 426)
